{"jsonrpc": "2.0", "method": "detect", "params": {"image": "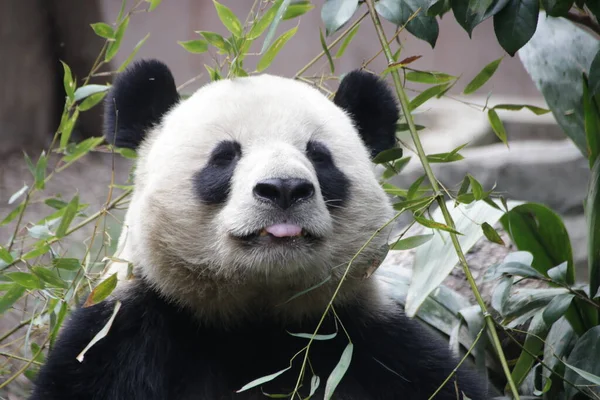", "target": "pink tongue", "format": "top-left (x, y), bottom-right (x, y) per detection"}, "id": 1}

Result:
top-left (265, 224), bottom-right (302, 237)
